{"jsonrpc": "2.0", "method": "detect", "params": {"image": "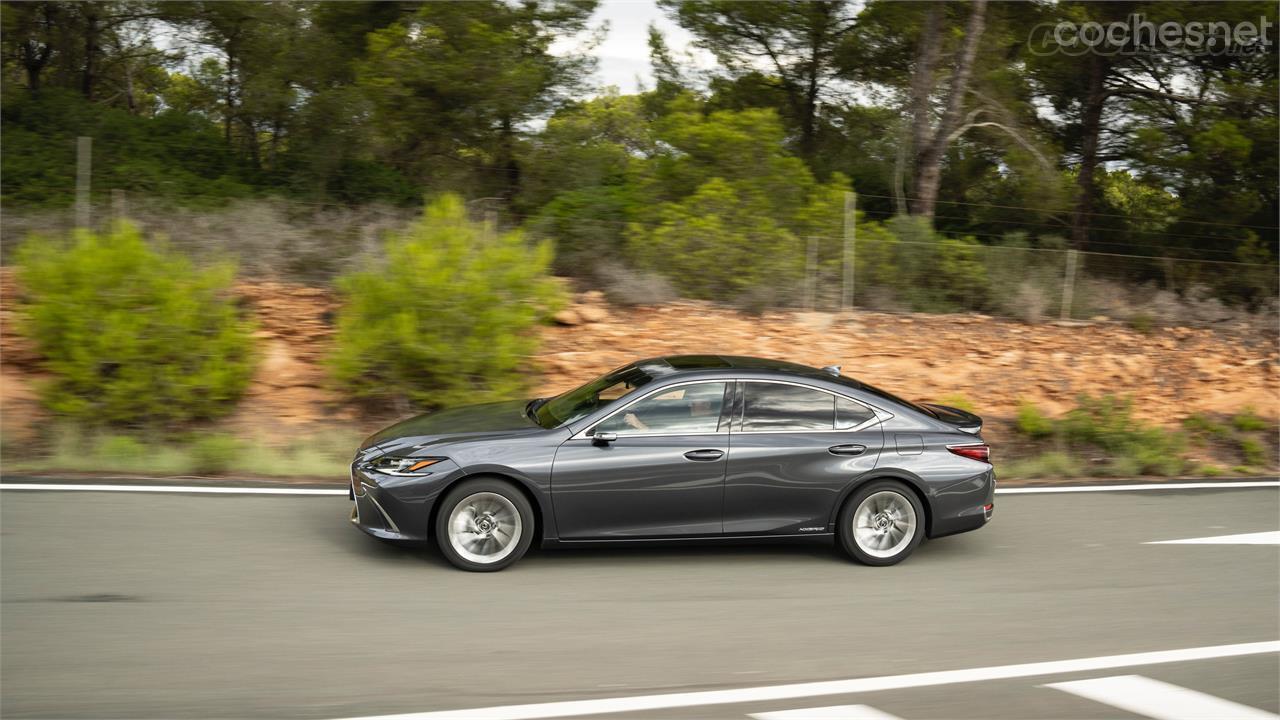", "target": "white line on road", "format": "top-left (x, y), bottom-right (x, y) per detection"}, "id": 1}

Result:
top-left (1146, 531), bottom-right (1280, 545)
top-left (333, 641), bottom-right (1280, 720)
top-left (1045, 675), bottom-right (1280, 720)
top-left (1, 480), bottom-right (1275, 496)
top-left (0, 483), bottom-right (348, 495)
top-left (995, 481), bottom-right (1278, 494)
top-left (750, 704), bottom-right (904, 720)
